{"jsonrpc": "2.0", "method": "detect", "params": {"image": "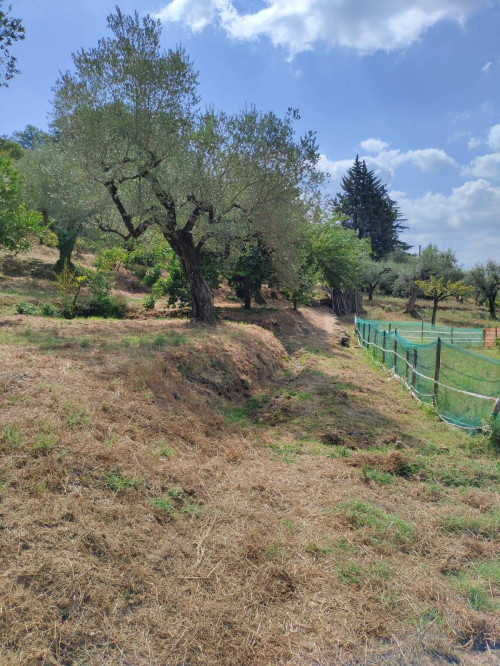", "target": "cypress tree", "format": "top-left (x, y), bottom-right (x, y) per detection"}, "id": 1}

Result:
top-left (334, 156), bottom-right (409, 259)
